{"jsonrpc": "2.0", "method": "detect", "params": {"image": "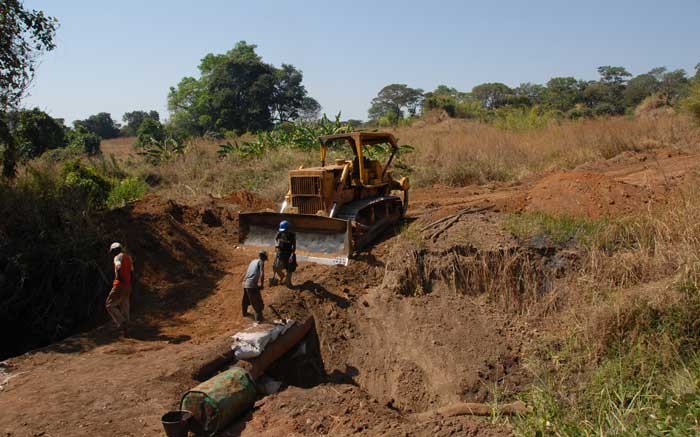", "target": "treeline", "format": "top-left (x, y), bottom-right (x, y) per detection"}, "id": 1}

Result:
top-left (0, 107), bottom-right (166, 167)
top-left (367, 65), bottom-right (700, 125)
top-left (3, 39), bottom-right (700, 175)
